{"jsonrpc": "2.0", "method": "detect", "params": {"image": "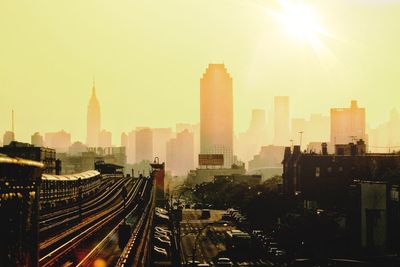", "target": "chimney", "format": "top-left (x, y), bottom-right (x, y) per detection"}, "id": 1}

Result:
top-left (321, 142), bottom-right (328, 155)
